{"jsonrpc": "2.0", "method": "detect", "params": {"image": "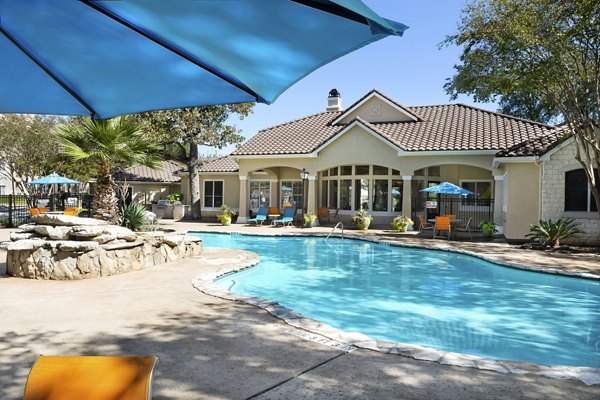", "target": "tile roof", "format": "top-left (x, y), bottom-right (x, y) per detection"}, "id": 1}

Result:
top-left (198, 156), bottom-right (239, 172)
top-left (114, 160), bottom-right (183, 183)
top-left (495, 129), bottom-right (568, 157)
top-left (232, 97), bottom-right (562, 157)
